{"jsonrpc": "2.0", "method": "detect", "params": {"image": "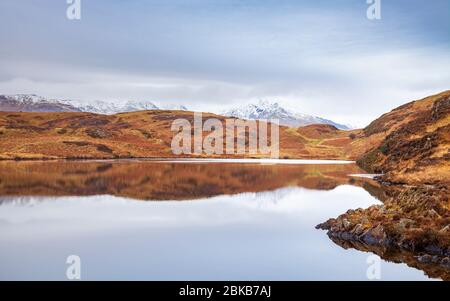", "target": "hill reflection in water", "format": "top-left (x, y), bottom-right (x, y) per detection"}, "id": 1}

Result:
top-left (0, 160), bottom-right (444, 280)
top-left (0, 159), bottom-right (370, 201)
